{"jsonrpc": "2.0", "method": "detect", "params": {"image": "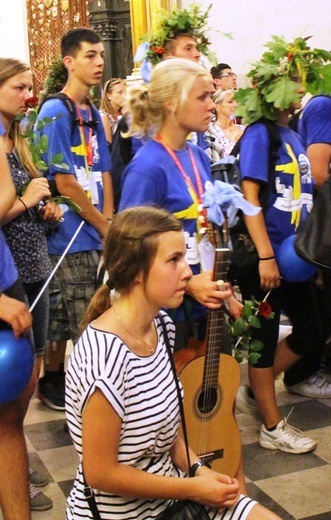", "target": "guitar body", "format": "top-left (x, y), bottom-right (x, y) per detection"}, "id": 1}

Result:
top-left (175, 351), bottom-right (241, 477)
top-left (174, 222), bottom-right (242, 478)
